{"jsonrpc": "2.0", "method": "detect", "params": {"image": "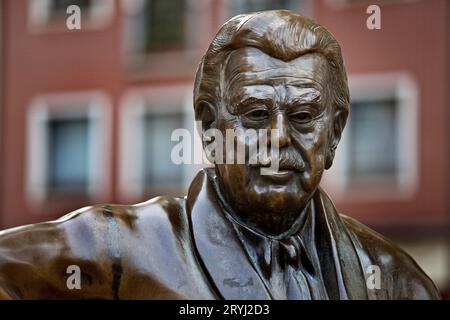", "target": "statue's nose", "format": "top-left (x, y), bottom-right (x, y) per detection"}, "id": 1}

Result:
top-left (269, 112), bottom-right (291, 148)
